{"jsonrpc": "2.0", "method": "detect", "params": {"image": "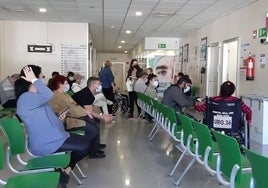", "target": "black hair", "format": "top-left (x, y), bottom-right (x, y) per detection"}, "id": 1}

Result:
top-left (178, 72), bottom-right (184, 77)
top-left (177, 75), bottom-right (190, 85)
top-left (67, 71), bottom-right (74, 77)
top-left (87, 77), bottom-right (100, 87)
top-left (220, 81), bottom-right (235, 97)
top-left (52, 71), bottom-right (60, 77)
top-left (20, 64), bottom-right (41, 78)
top-left (145, 74), bottom-right (157, 86)
top-left (14, 78), bottom-right (31, 99)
